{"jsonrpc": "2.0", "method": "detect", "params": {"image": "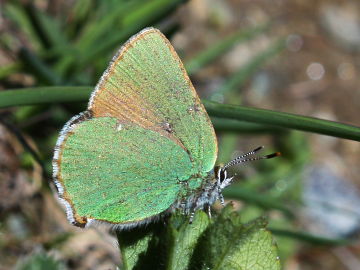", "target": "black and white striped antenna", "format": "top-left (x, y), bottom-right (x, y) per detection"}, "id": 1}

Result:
top-left (223, 146), bottom-right (280, 170)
